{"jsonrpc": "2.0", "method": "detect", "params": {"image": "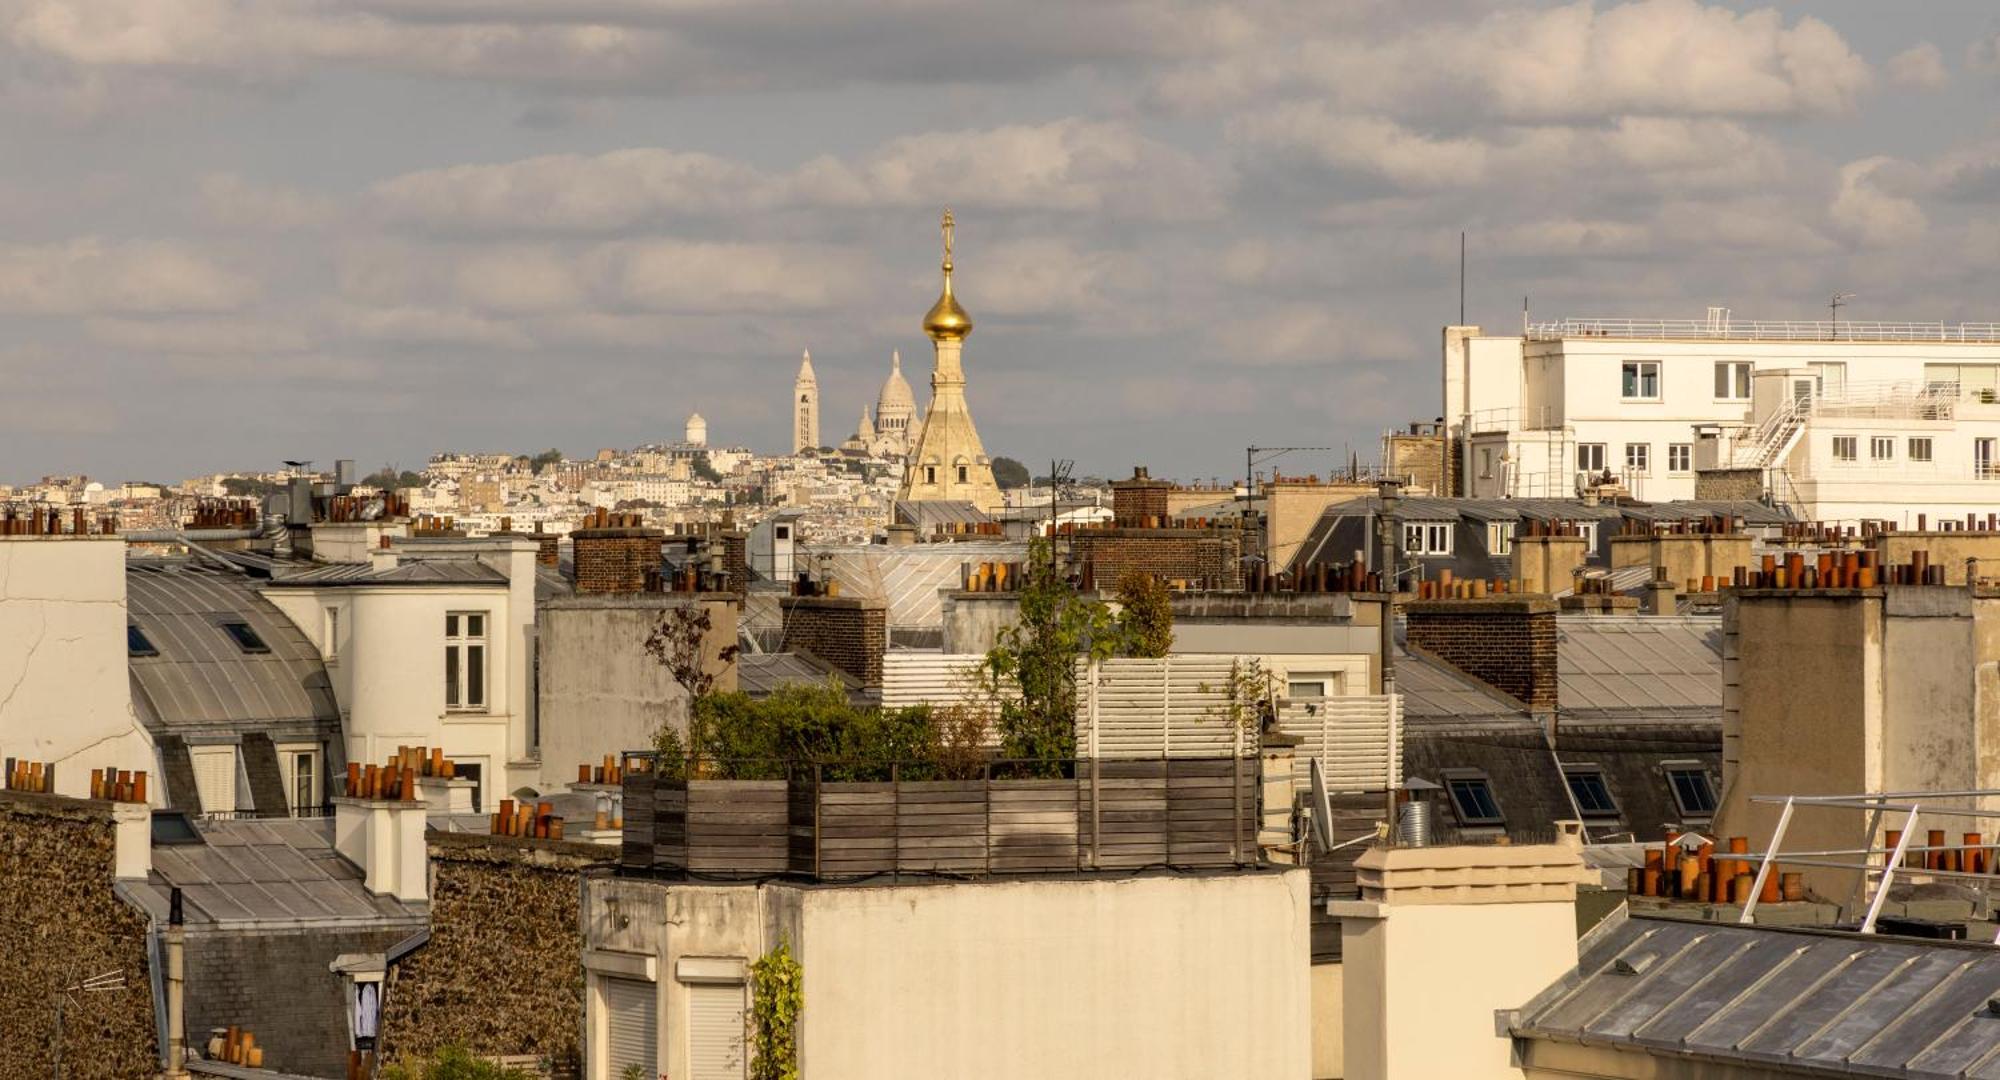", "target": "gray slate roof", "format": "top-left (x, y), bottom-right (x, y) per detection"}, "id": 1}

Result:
top-left (739, 651), bottom-right (859, 696)
top-left (1515, 913), bottom-right (2000, 1077)
top-left (126, 560), bottom-right (339, 736)
top-left (122, 817), bottom-right (427, 928)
